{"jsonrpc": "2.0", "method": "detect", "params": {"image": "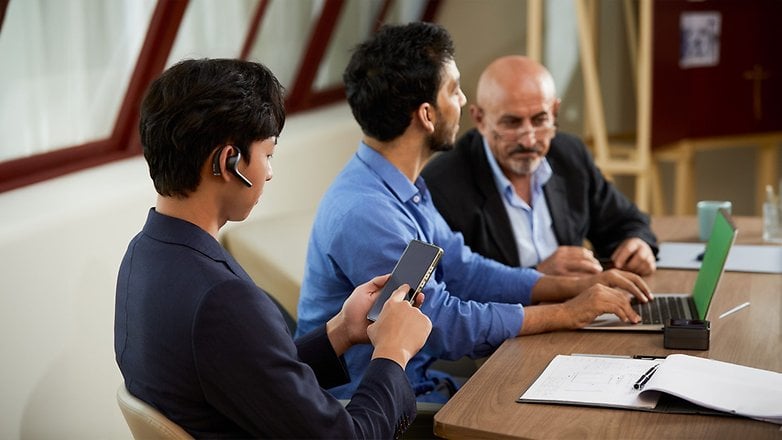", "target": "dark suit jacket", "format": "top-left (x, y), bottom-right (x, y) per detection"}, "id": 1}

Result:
top-left (115, 209), bottom-right (415, 439)
top-left (421, 129), bottom-right (658, 267)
